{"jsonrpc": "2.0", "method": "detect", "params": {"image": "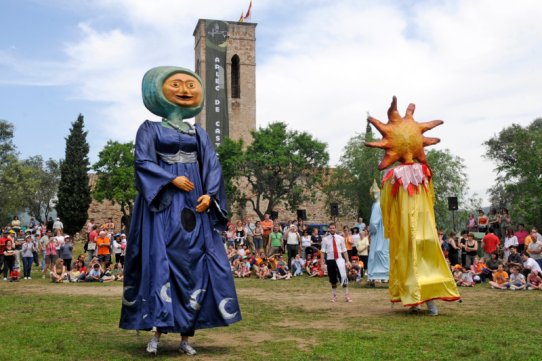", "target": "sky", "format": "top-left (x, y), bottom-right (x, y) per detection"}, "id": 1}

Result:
top-left (1, 0), bottom-right (542, 206)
